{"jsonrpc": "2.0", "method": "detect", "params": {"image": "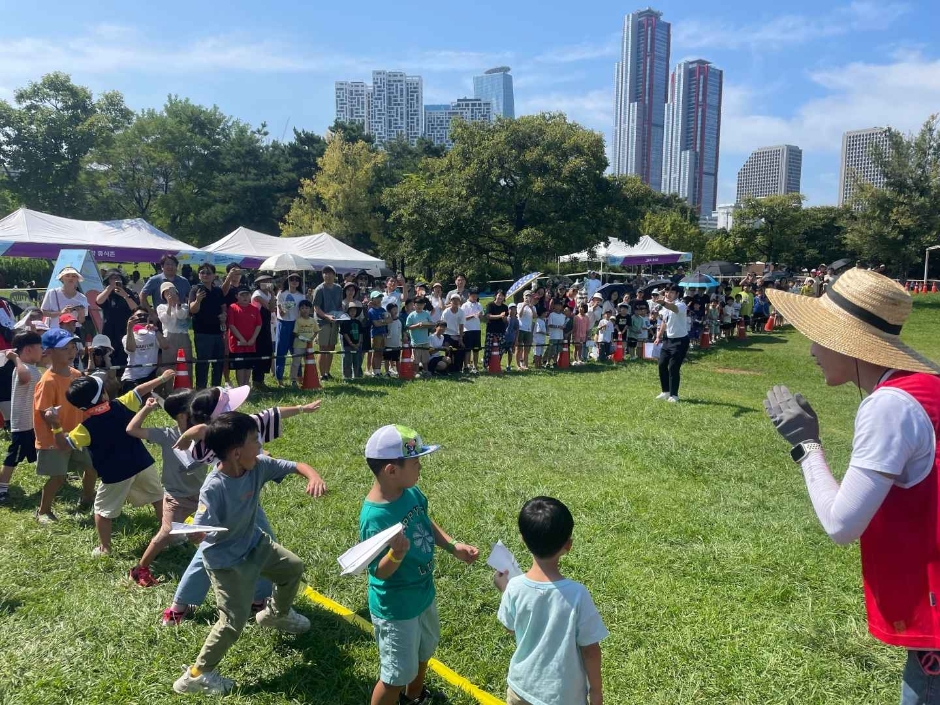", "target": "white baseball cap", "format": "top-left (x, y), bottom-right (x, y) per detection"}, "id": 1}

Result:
top-left (365, 424), bottom-right (440, 460)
